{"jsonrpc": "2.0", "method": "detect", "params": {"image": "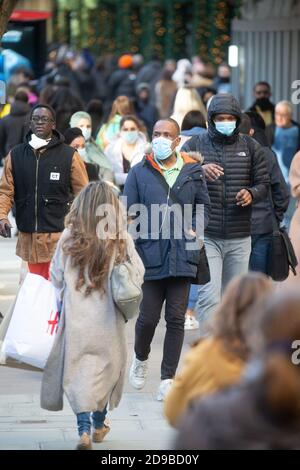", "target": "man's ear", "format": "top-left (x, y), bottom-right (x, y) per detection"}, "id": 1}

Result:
top-left (250, 128), bottom-right (255, 137)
